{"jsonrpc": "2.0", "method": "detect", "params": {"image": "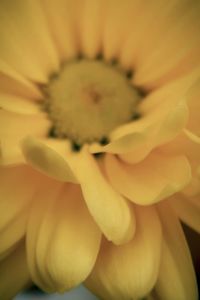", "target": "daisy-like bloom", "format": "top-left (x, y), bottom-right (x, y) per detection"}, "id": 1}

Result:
top-left (0, 0), bottom-right (200, 299)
